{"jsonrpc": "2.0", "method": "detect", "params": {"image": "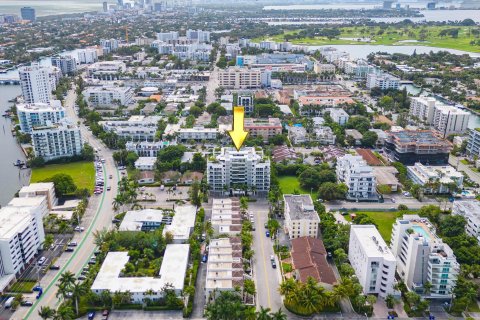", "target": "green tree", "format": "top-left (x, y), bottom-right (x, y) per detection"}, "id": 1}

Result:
top-left (205, 291), bottom-right (246, 320)
top-left (361, 131), bottom-right (378, 148)
top-left (318, 182), bottom-right (347, 201)
top-left (38, 306), bottom-right (55, 319)
top-left (53, 305), bottom-right (75, 320)
top-left (256, 306), bottom-right (272, 320)
top-left (71, 282), bottom-right (87, 315)
top-left (43, 173), bottom-right (77, 197)
top-left (43, 234), bottom-right (54, 250)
